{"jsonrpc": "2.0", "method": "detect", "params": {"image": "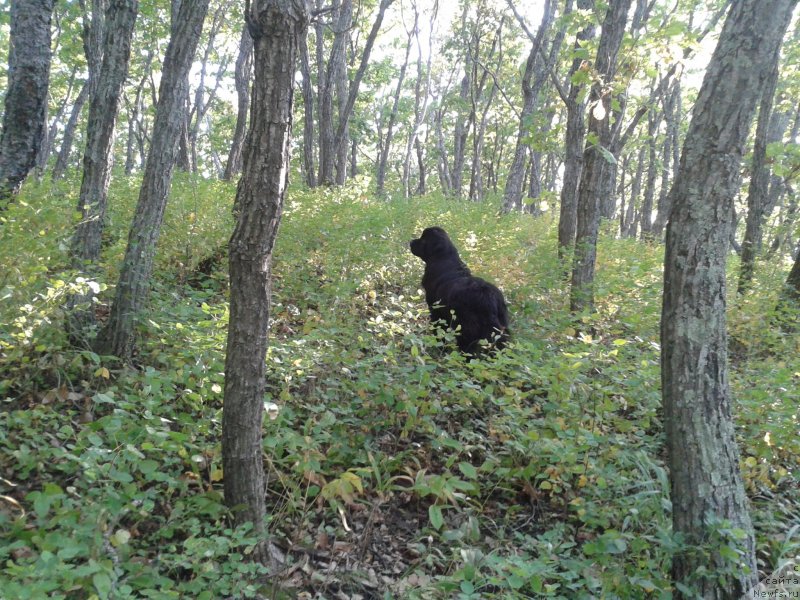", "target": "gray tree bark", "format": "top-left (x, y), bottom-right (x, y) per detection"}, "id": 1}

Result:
top-left (67, 0), bottom-right (139, 343)
top-left (331, 0), bottom-right (393, 185)
top-left (0, 0), bottom-right (55, 202)
top-left (502, 0), bottom-right (563, 213)
top-left (570, 0), bottom-right (633, 312)
top-left (298, 30), bottom-right (316, 187)
top-left (224, 25), bottom-right (254, 181)
top-left (376, 19), bottom-right (413, 196)
top-left (96, 0), bottom-right (209, 360)
top-left (223, 0), bottom-right (307, 568)
top-left (661, 1), bottom-right (797, 597)
top-left (738, 54), bottom-right (783, 295)
top-left (651, 79), bottom-right (681, 237)
top-left (556, 0), bottom-right (595, 262)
